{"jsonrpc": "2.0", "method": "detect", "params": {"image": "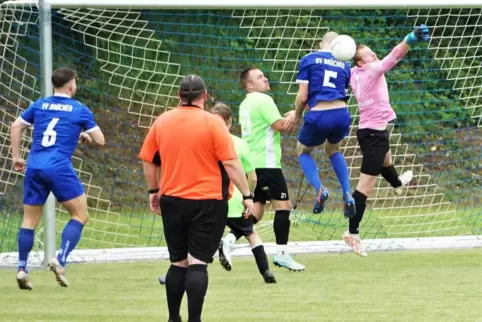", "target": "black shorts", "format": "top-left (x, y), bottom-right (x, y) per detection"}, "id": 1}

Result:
top-left (226, 216), bottom-right (254, 237)
top-left (357, 128), bottom-right (390, 176)
top-left (253, 168), bottom-right (290, 204)
top-left (160, 195), bottom-right (228, 263)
